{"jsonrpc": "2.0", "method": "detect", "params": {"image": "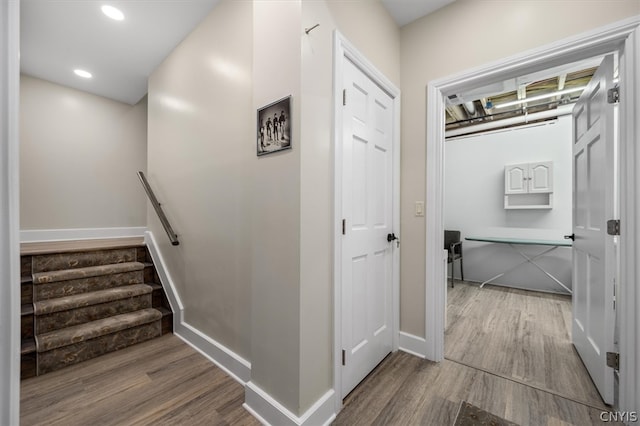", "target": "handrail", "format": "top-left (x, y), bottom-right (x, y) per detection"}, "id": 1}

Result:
top-left (137, 171), bottom-right (179, 246)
